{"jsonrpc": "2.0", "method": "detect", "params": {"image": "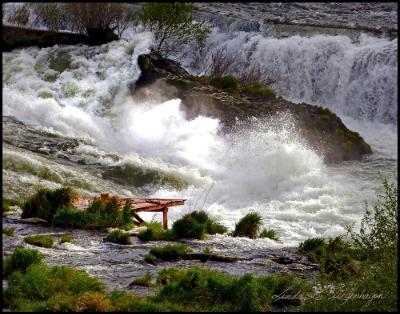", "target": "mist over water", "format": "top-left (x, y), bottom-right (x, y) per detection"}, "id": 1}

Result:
top-left (2, 29), bottom-right (397, 245)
